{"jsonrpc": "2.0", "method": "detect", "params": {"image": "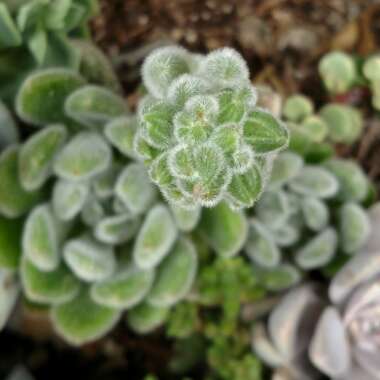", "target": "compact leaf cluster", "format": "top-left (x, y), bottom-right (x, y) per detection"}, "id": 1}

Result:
top-left (135, 47), bottom-right (289, 210)
top-left (245, 151), bottom-right (372, 292)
